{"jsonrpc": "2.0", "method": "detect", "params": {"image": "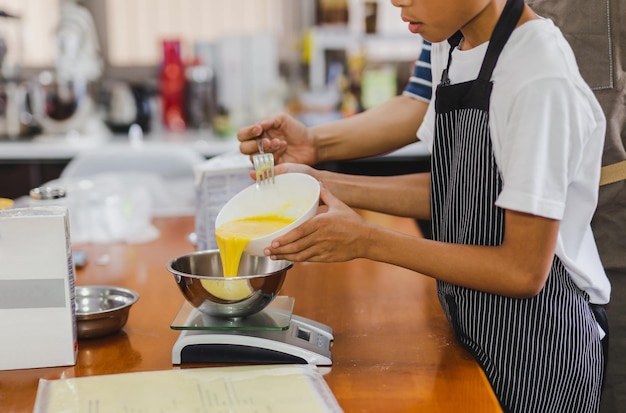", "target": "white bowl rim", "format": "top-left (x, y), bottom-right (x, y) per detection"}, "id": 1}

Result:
top-left (215, 173), bottom-right (320, 254)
